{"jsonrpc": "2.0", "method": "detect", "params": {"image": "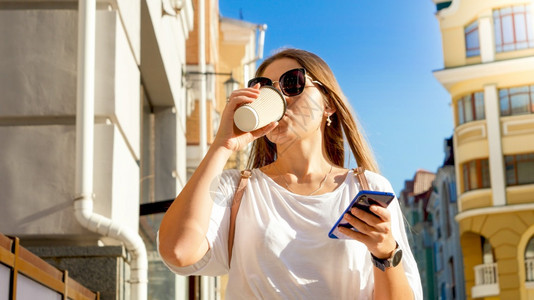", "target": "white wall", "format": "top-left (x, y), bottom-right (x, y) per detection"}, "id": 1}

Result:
top-left (0, 8), bottom-right (140, 241)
